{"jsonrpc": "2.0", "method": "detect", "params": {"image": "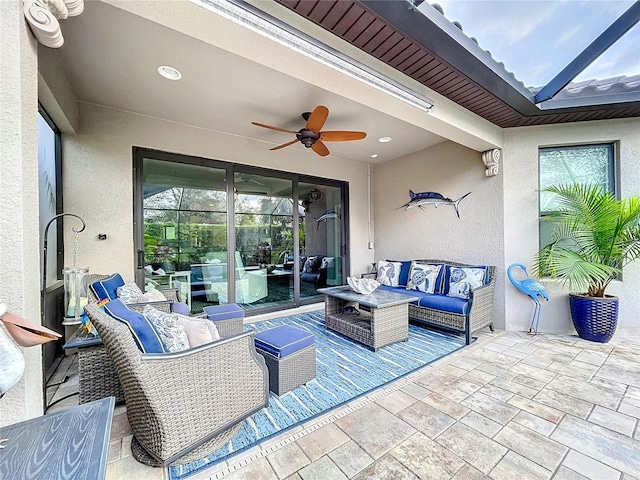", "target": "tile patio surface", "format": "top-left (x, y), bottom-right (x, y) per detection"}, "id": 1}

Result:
top-left (48, 322), bottom-right (640, 480)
